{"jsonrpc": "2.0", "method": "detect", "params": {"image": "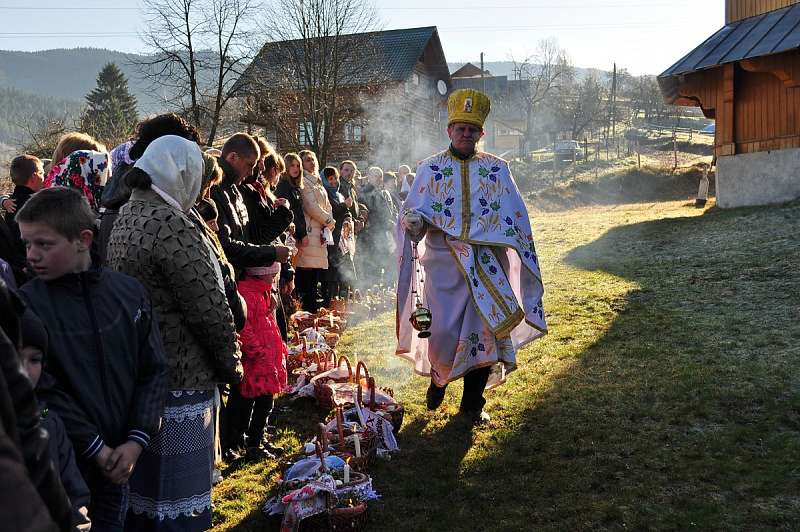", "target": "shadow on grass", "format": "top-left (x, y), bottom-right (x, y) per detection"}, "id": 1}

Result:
top-left (368, 202), bottom-right (800, 530)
